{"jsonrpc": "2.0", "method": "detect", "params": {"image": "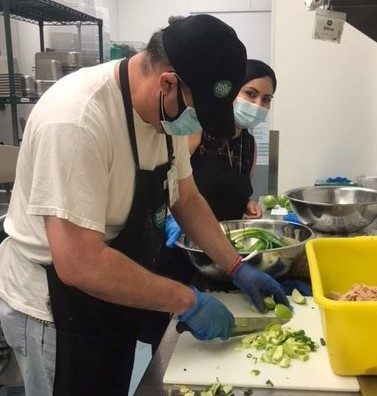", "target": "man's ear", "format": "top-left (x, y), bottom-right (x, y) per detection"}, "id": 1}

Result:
top-left (158, 72), bottom-right (178, 95)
